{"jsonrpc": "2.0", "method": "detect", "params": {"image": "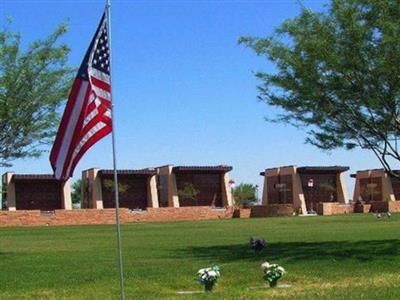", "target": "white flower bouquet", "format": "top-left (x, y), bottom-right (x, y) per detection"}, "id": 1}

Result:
top-left (197, 265), bottom-right (220, 292)
top-left (261, 262), bottom-right (285, 287)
